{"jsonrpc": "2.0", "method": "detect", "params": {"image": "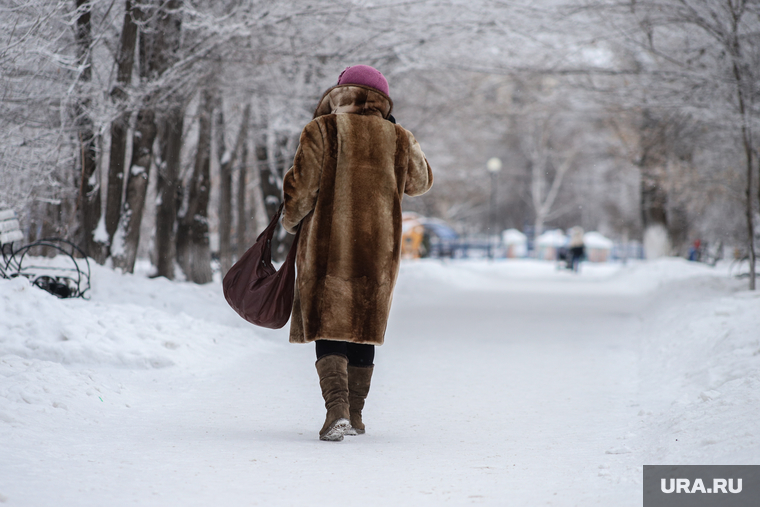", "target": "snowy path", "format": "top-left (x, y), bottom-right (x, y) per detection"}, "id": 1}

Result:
top-left (2, 259), bottom-right (756, 506)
